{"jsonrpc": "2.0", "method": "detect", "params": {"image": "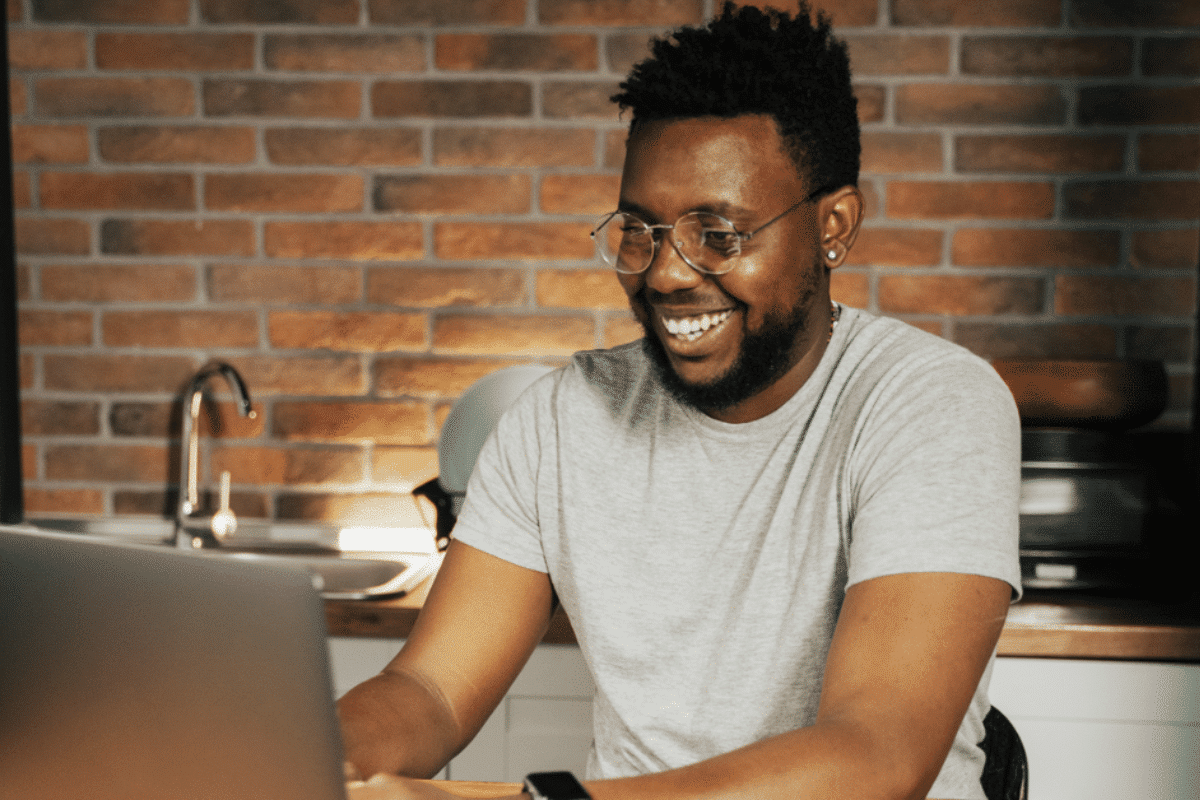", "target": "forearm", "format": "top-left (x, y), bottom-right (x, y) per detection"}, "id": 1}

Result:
top-left (337, 542), bottom-right (557, 782)
top-left (583, 717), bottom-right (930, 800)
top-left (338, 666), bottom-right (465, 780)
